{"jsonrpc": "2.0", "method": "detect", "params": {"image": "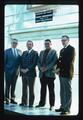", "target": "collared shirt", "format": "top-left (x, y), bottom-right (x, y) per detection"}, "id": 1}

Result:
top-left (12, 48), bottom-right (18, 56)
top-left (64, 44), bottom-right (69, 48)
top-left (27, 49), bottom-right (32, 53)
